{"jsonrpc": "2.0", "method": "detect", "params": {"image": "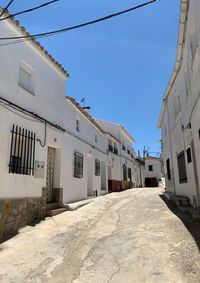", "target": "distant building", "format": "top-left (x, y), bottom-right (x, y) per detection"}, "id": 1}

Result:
top-left (143, 156), bottom-right (162, 187)
top-left (95, 119), bottom-right (139, 191)
top-left (158, 0), bottom-right (200, 206)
